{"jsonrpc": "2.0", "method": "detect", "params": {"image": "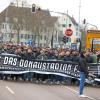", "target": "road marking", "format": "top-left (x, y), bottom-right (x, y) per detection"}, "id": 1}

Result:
top-left (6, 86), bottom-right (15, 94)
top-left (65, 86), bottom-right (79, 94)
top-left (64, 86), bottom-right (97, 100)
top-left (86, 96), bottom-right (97, 100)
top-left (0, 80), bottom-right (3, 82)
